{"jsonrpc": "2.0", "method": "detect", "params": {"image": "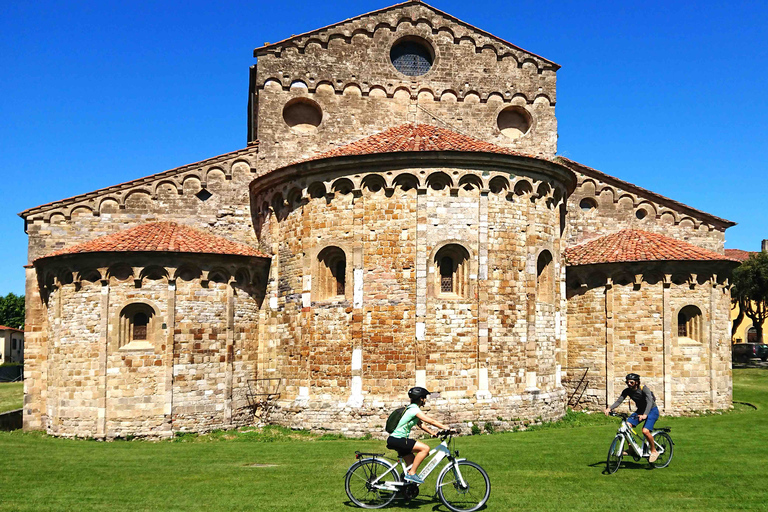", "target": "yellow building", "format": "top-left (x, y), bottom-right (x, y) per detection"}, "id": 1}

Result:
top-left (726, 246), bottom-right (767, 343)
